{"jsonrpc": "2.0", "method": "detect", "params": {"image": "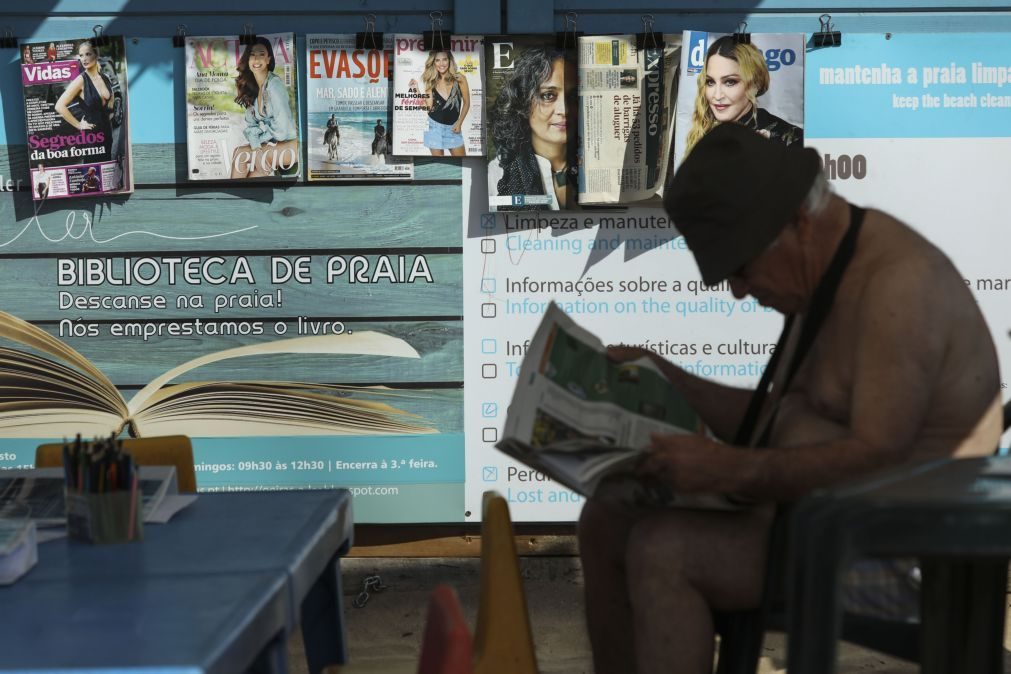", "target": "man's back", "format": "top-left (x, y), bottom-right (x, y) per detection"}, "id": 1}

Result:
top-left (777, 206), bottom-right (1001, 460)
